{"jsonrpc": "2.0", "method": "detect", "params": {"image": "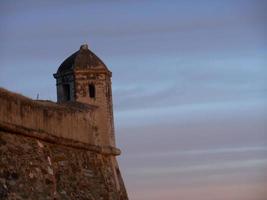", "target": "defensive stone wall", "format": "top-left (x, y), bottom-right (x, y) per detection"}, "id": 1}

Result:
top-left (0, 88), bottom-right (96, 145)
top-left (0, 88), bottom-right (119, 154)
top-left (0, 88), bottom-right (127, 199)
